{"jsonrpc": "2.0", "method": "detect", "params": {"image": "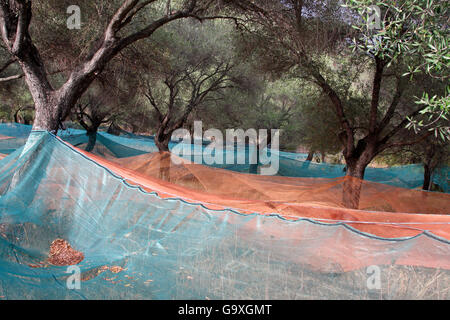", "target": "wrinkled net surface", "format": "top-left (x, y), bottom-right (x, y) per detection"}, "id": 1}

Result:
top-left (0, 126), bottom-right (449, 299)
top-left (3, 123), bottom-right (448, 192)
top-left (1, 123), bottom-right (448, 192)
